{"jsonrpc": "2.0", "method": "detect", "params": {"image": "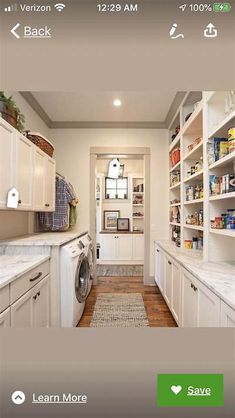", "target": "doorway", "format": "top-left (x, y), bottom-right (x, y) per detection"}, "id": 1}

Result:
top-left (89, 147), bottom-right (151, 285)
